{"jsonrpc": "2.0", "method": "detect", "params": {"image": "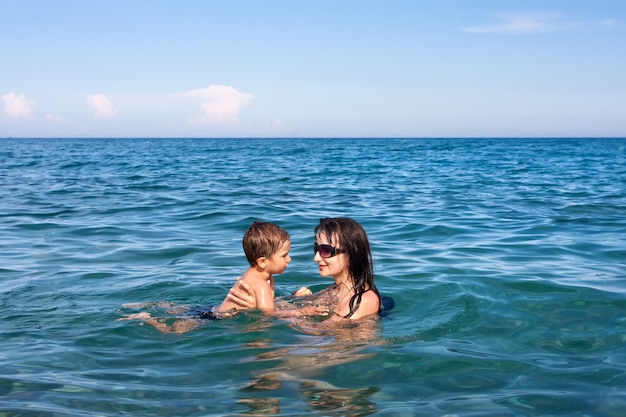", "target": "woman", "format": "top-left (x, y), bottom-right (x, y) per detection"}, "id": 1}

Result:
top-left (228, 217), bottom-right (382, 320)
